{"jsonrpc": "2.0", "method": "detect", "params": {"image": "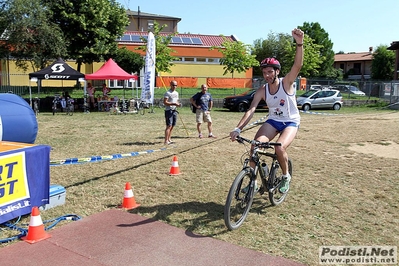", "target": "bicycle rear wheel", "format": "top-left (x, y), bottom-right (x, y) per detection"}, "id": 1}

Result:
top-left (268, 158), bottom-right (292, 206)
top-left (67, 104), bottom-right (74, 116)
top-left (34, 101), bottom-right (39, 117)
top-left (139, 102), bottom-right (145, 115)
top-left (224, 168), bottom-right (255, 230)
top-left (52, 102), bottom-right (57, 115)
